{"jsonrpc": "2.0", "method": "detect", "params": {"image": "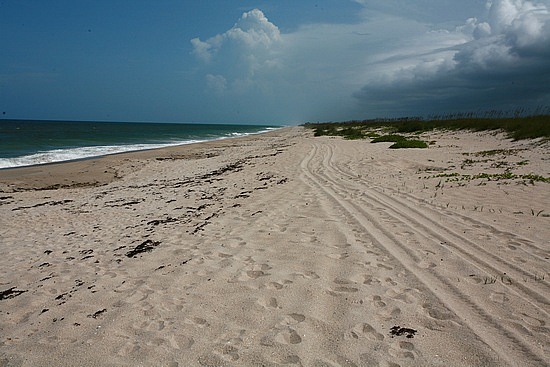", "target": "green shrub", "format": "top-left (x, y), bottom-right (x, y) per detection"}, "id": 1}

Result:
top-left (390, 139), bottom-right (429, 149)
top-left (337, 127), bottom-right (366, 140)
top-left (371, 134), bottom-right (407, 143)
